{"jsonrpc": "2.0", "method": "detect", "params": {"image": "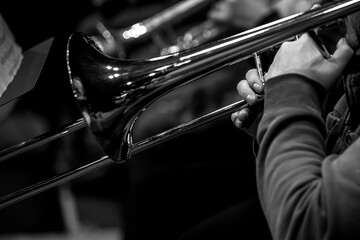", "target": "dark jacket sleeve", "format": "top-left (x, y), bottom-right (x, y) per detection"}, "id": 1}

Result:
top-left (256, 74), bottom-right (360, 240)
